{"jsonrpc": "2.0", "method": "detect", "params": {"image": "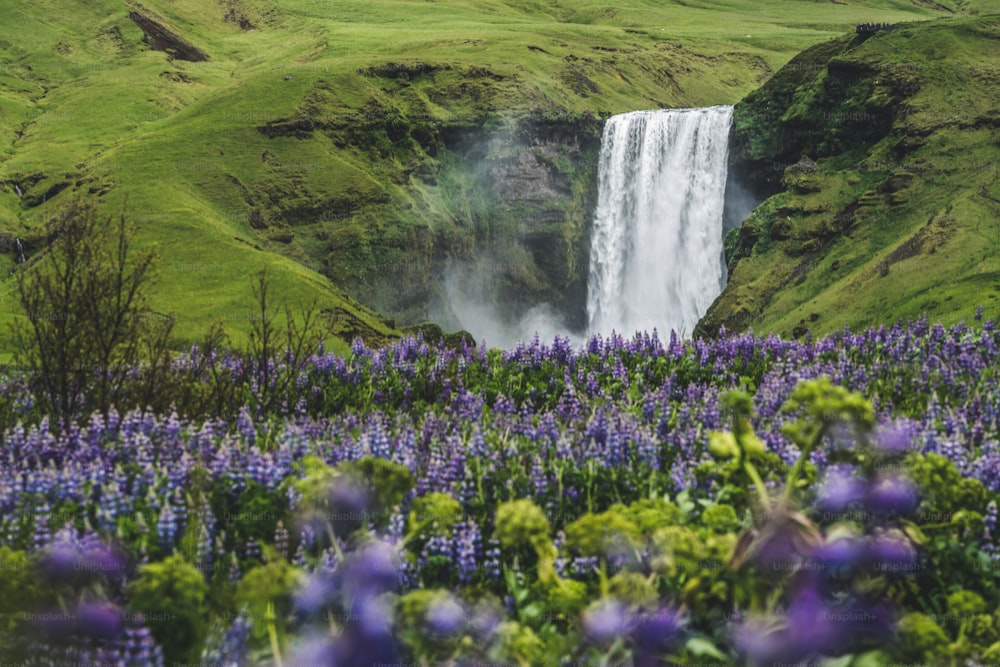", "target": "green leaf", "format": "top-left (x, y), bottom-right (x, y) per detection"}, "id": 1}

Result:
top-left (847, 650), bottom-right (892, 667)
top-left (740, 432), bottom-right (767, 459)
top-left (521, 603), bottom-right (543, 620)
top-left (900, 519), bottom-right (927, 546)
top-left (708, 431), bottom-right (740, 460)
top-left (685, 636), bottom-right (727, 660)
